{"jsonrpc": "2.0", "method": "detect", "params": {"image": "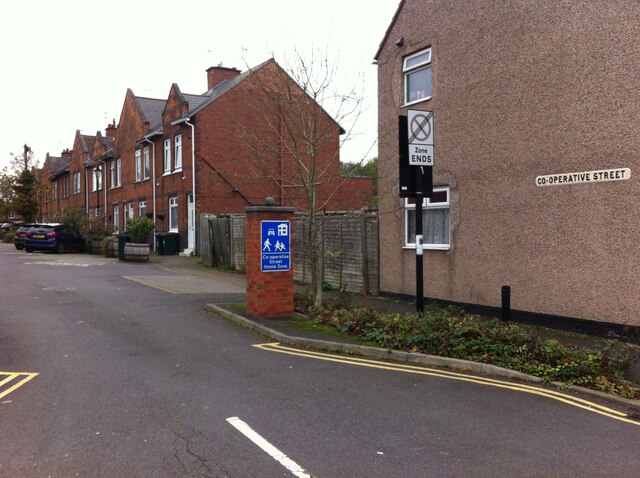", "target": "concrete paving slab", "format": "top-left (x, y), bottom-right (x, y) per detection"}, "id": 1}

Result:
top-left (124, 274), bottom-right (245, 295)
